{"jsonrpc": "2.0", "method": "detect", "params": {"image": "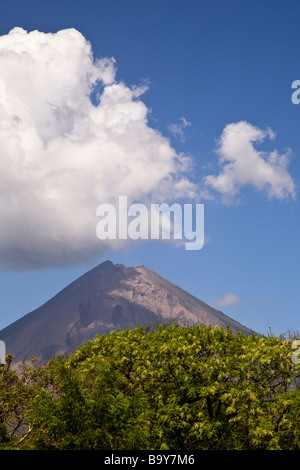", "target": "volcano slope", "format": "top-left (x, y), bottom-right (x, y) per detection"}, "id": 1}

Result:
top-left (0, 260), bottom-right (255, 366)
